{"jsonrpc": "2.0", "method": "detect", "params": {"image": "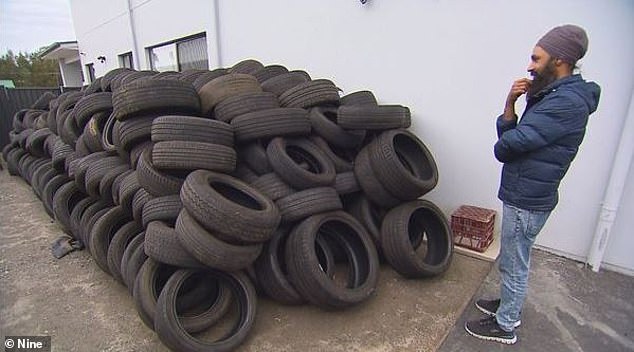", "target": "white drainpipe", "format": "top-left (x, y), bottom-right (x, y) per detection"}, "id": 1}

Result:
top-left (126, 0), bottom-right (141, 70)
top-left (587, 88), bottom-right (634, 272)
top-left (213, 0), bottom-right (223, 67)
